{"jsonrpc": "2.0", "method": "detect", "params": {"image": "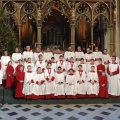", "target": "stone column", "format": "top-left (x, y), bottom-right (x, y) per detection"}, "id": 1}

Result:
top-left (70, 24), bottom-right (75, 51)
top-left (37, 24), bottom-right (42, 50)
top-left (37, 9), bottom-right (42, 50)
top-left (109, 1), bottom-right (114, 55)
top-left (109, 25), bottom-right (114, 55)
top-left (104, 26), bottom-right (110, 53)
top-left (115, 0), bottom-right (120, 57)
top-left (91, 24), bottom-right (94, 51)
top-left (18, 24), bottom-right (21, 44)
